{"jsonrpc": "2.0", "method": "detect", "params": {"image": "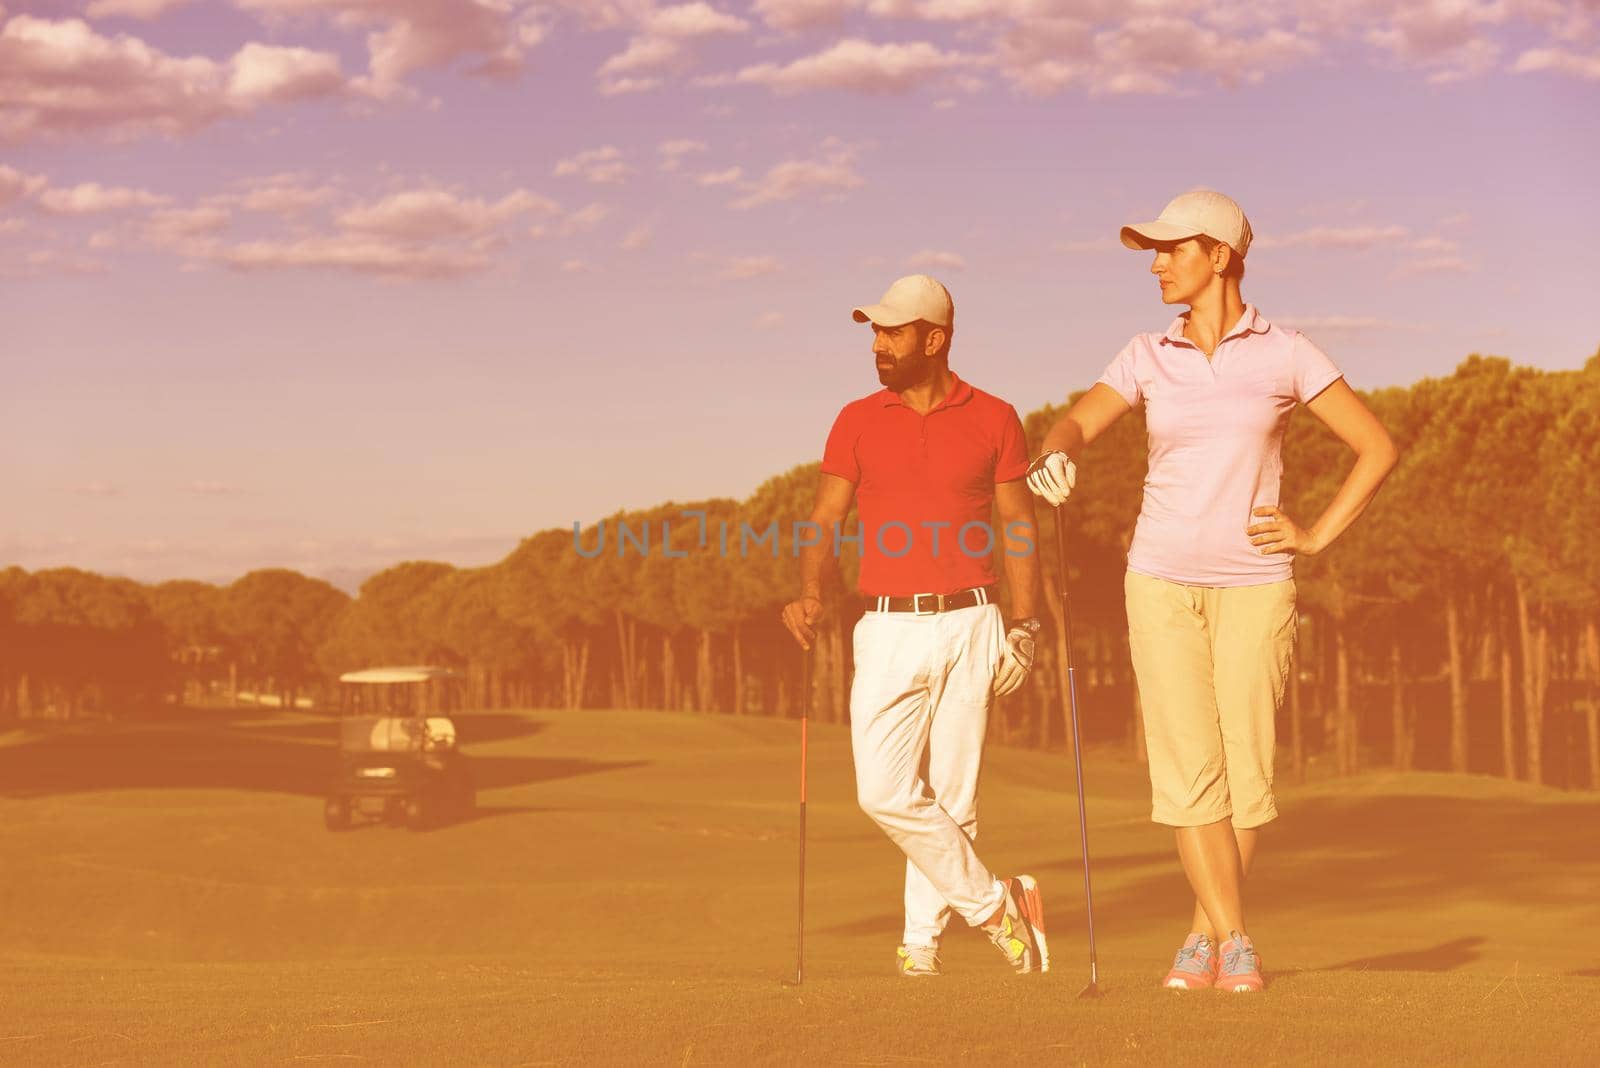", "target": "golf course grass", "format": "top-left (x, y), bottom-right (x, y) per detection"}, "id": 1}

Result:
top-left (2, 706), bottom-right (1597, 1065)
